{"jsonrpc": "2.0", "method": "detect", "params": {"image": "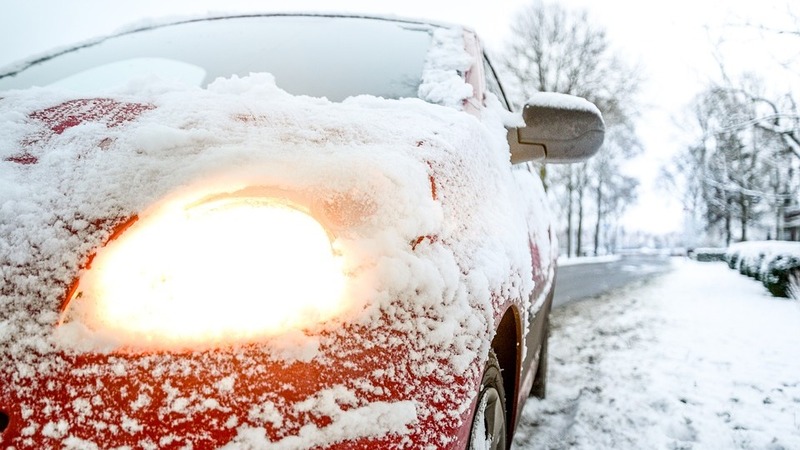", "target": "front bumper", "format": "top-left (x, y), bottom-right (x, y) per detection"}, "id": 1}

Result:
top-left (1, 319), bottom-right (478, 449)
